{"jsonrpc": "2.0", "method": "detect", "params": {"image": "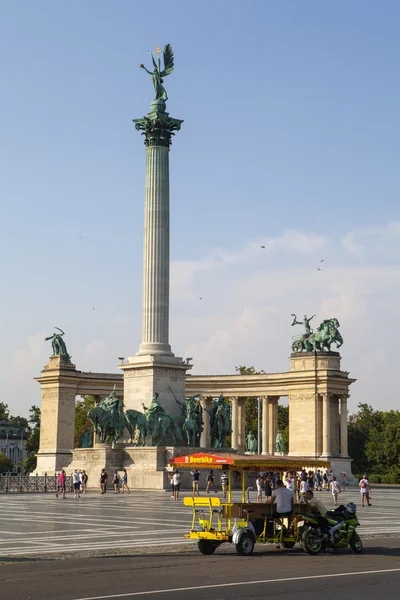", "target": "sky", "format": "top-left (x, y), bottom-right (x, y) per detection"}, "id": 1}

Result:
top-left (1, 1), bottom-right (400, 417)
